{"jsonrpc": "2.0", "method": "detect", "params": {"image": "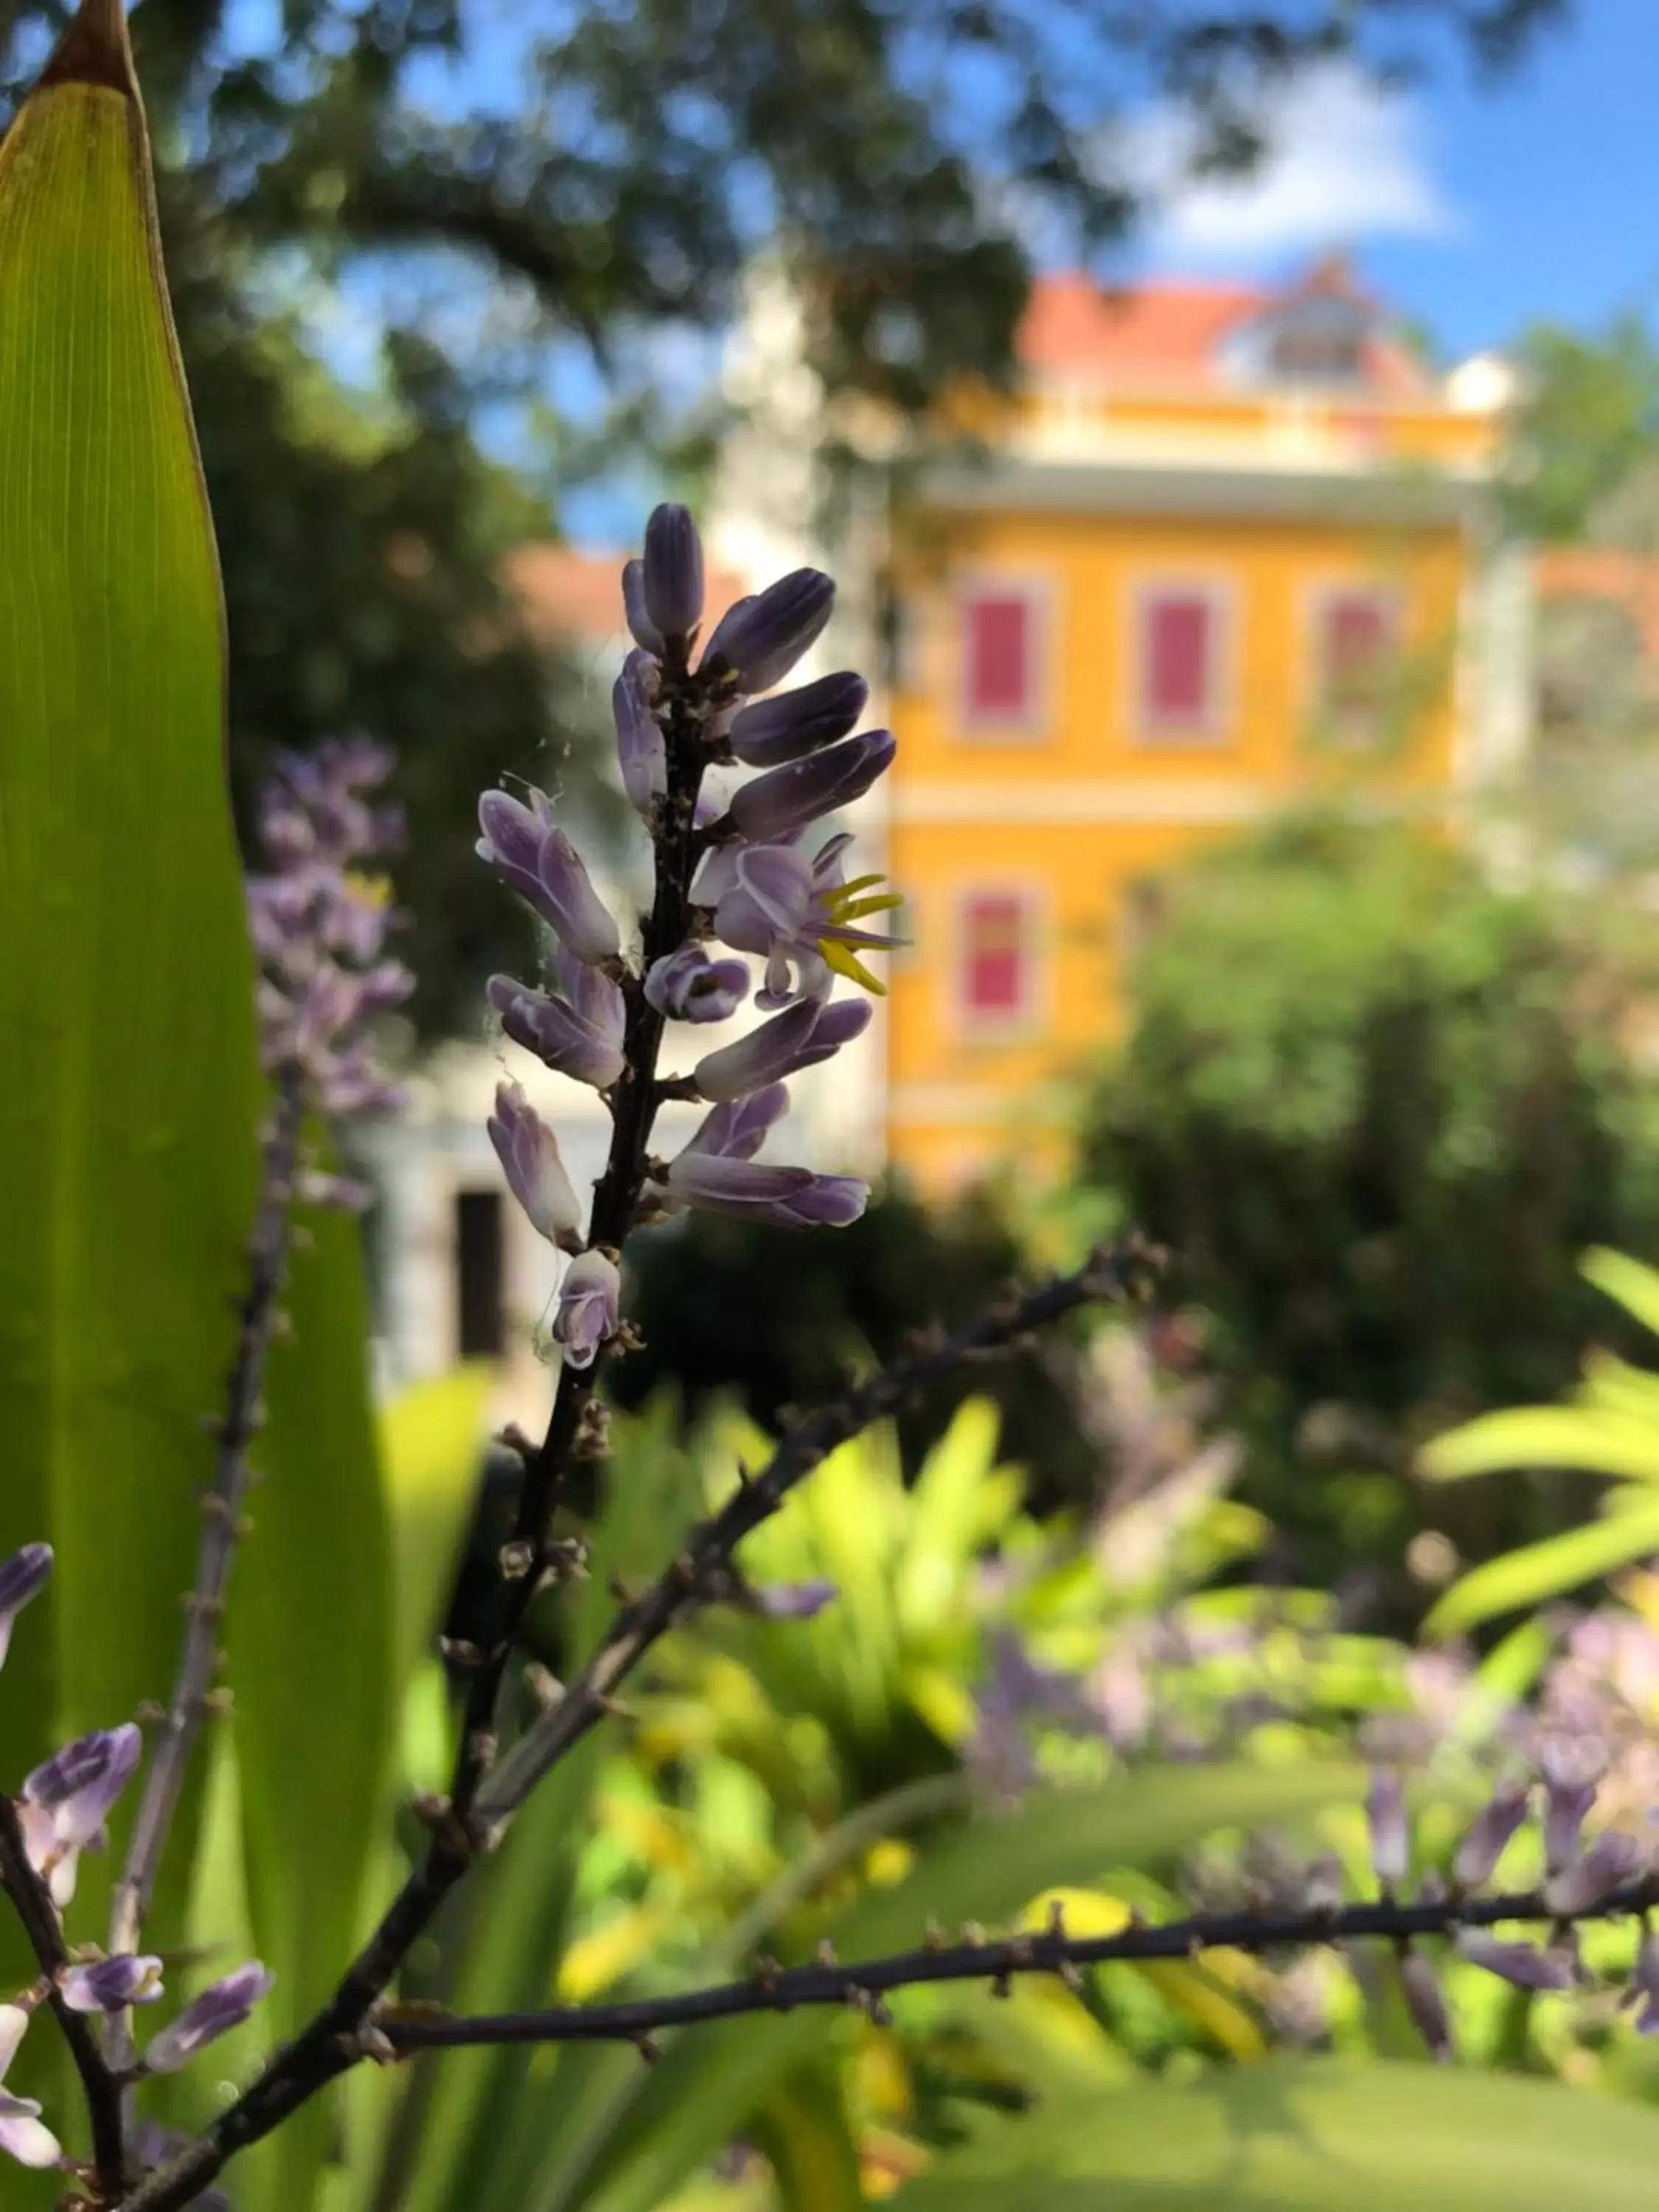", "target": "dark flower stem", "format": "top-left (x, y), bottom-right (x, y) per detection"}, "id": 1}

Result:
top-left (379, 1874), bottom-right (1659, 2051)
top-left (0, 1795), bottom-right (127, 2192)
top-left (112, 1245), bottom-right (1151, 2212)
top-left (105, 1064), bottom-right (307, 2081)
